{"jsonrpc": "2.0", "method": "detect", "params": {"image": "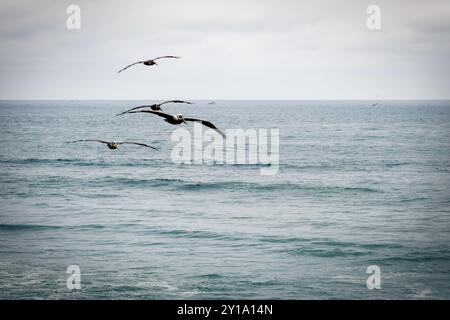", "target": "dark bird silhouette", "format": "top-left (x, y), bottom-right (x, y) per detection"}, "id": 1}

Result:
top-left (115, 100), bottom-right (193, 116)
top-left (123, 110), bottom-right (226, 138)
top-left (66, 140), bottom-right (158, 150)
top-left (118, 56), bottom-right (180, 73)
